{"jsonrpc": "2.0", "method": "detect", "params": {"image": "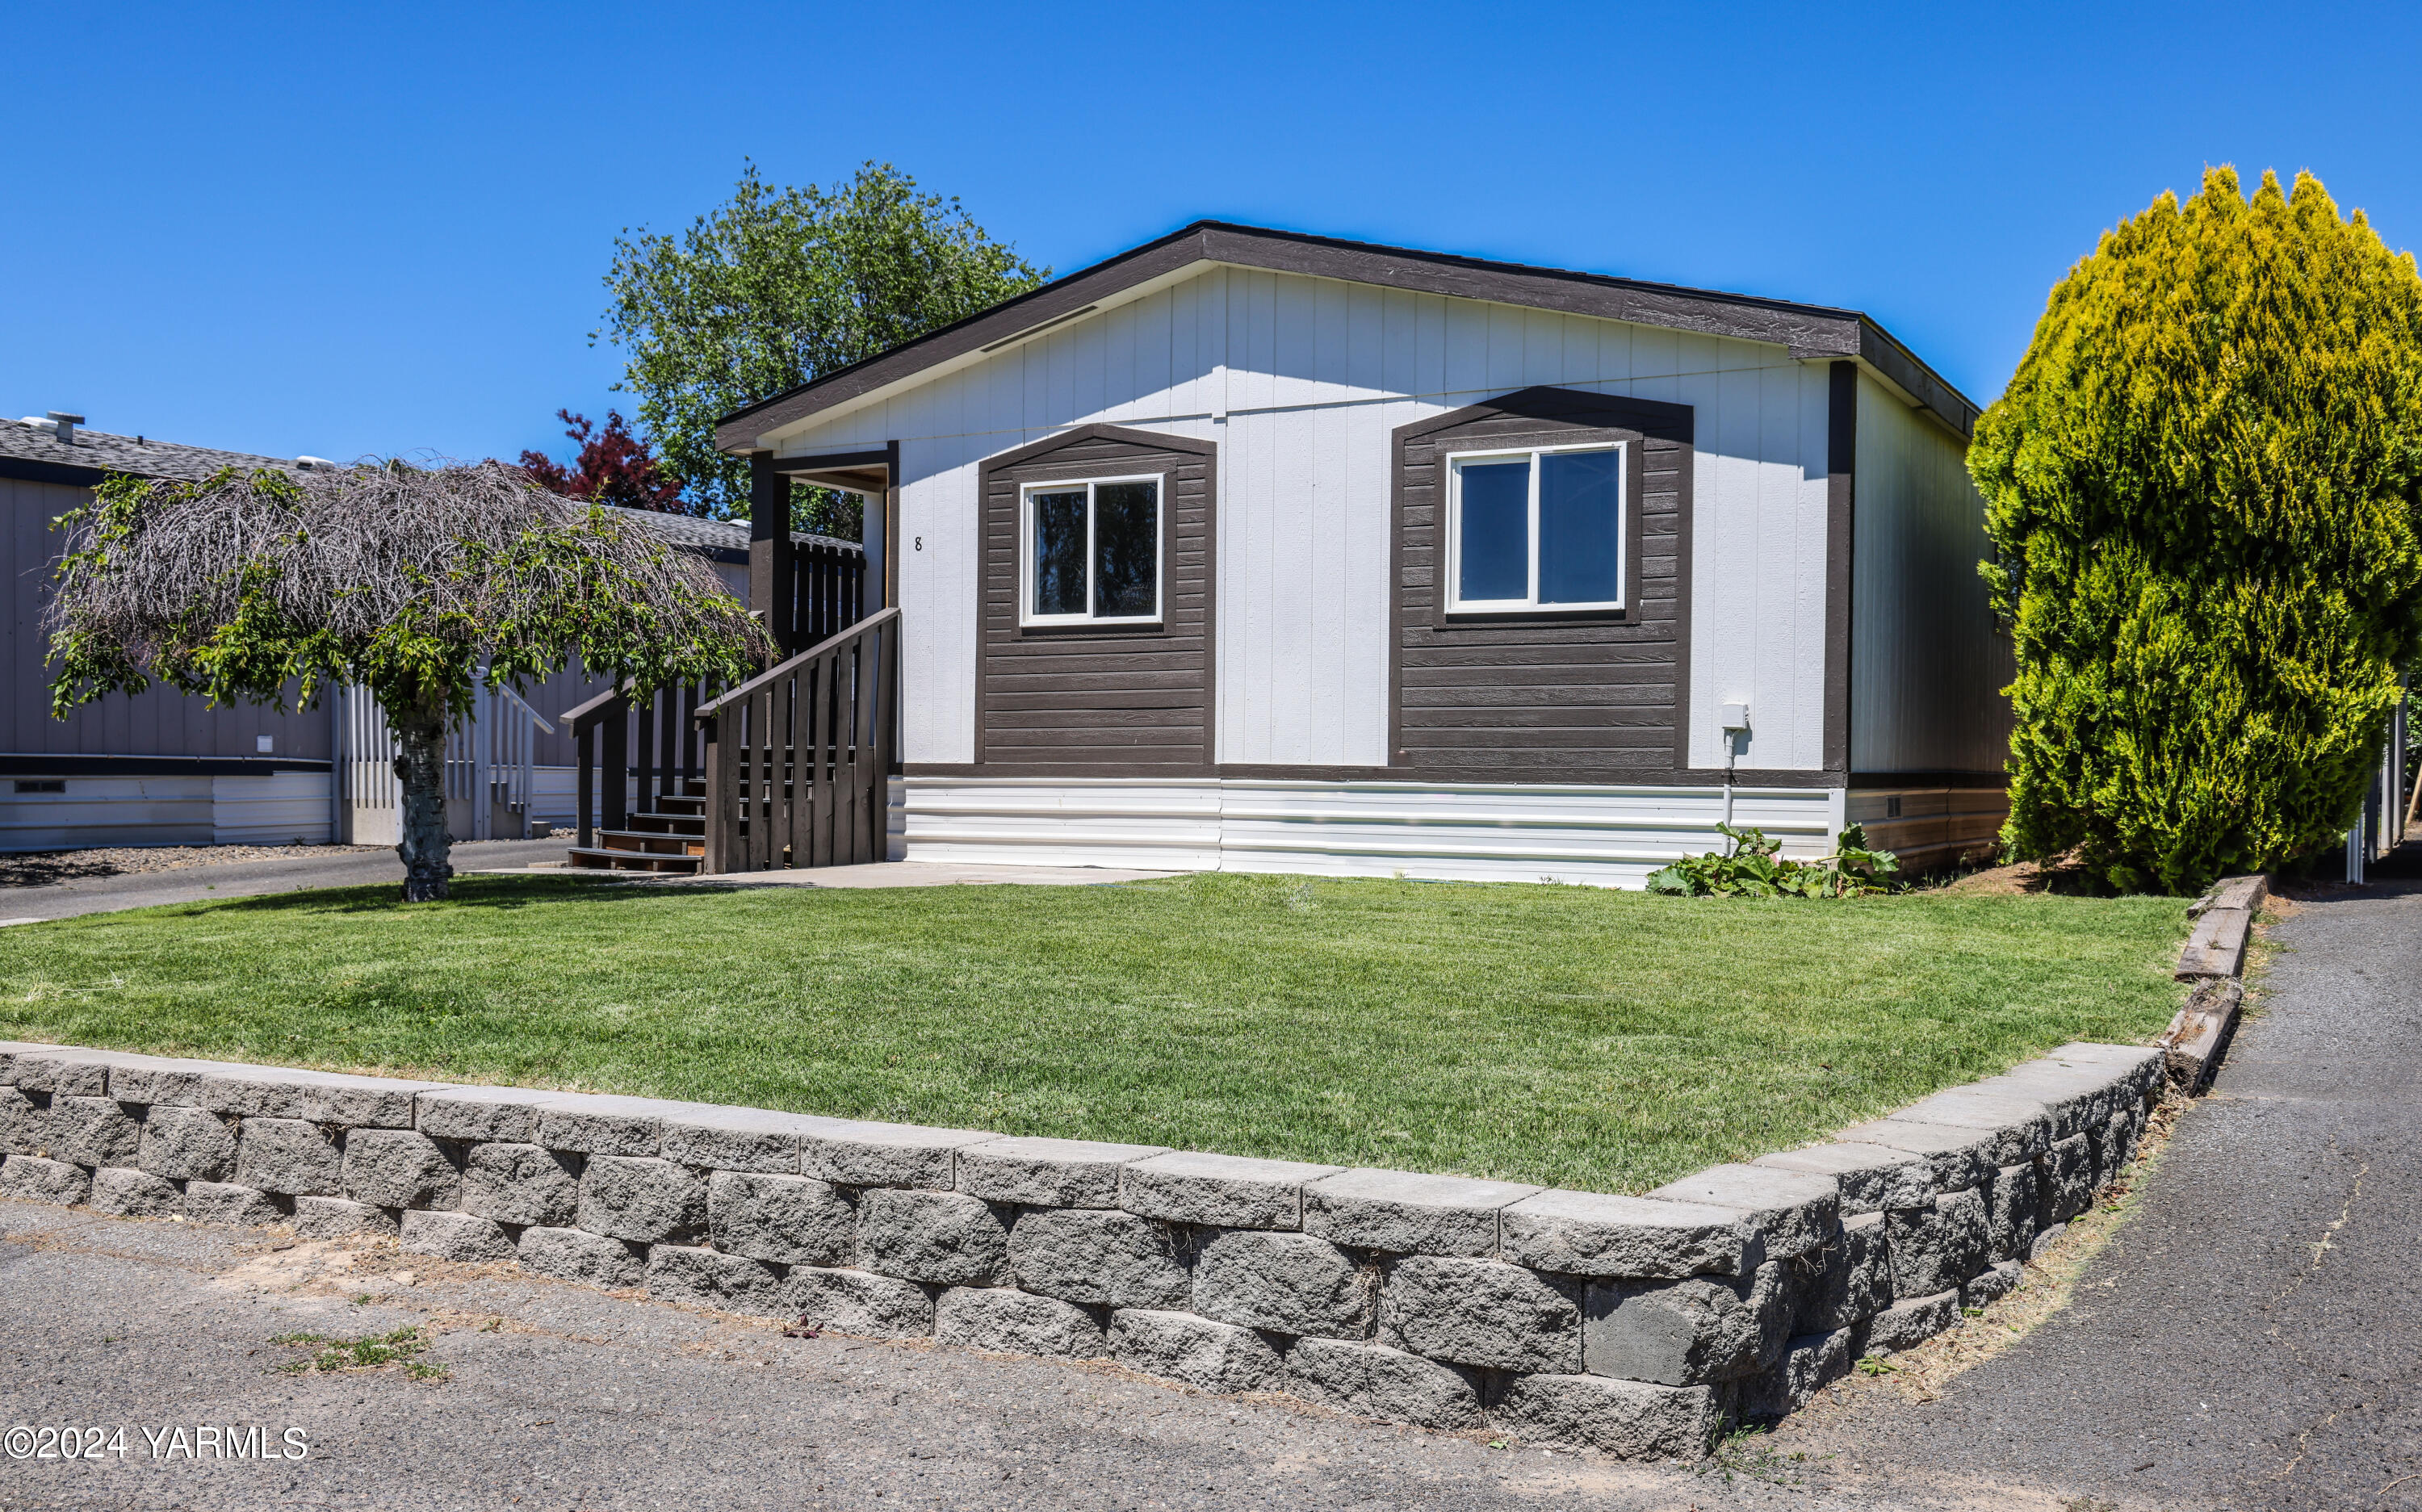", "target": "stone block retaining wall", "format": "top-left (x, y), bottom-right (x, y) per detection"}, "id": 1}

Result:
top-left (0, 1039), bottom-right (2164, 1460)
